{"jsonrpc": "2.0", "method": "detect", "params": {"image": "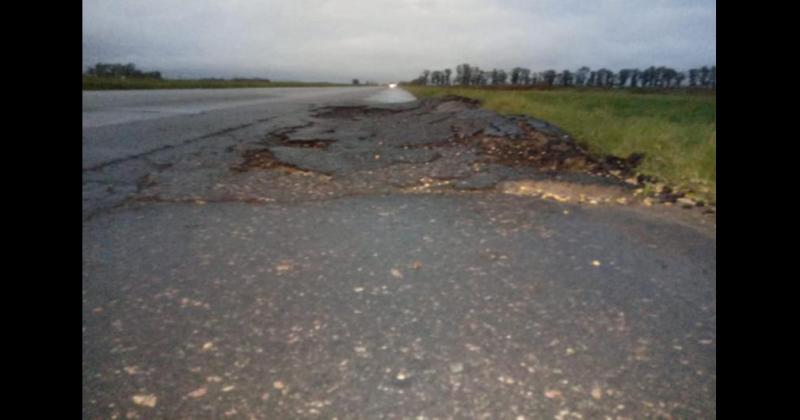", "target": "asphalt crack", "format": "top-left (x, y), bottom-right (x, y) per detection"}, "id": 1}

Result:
top-left (83, 118), bottom-right (273, 172)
